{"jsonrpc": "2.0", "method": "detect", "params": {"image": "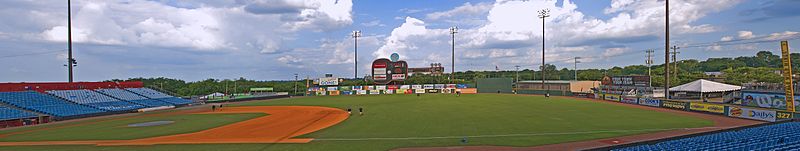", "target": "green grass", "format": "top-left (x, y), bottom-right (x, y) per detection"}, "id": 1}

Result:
top-left (0, 94), bottom-right (713, 151)
top-left (0, 113), bottom-right (264, 141)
